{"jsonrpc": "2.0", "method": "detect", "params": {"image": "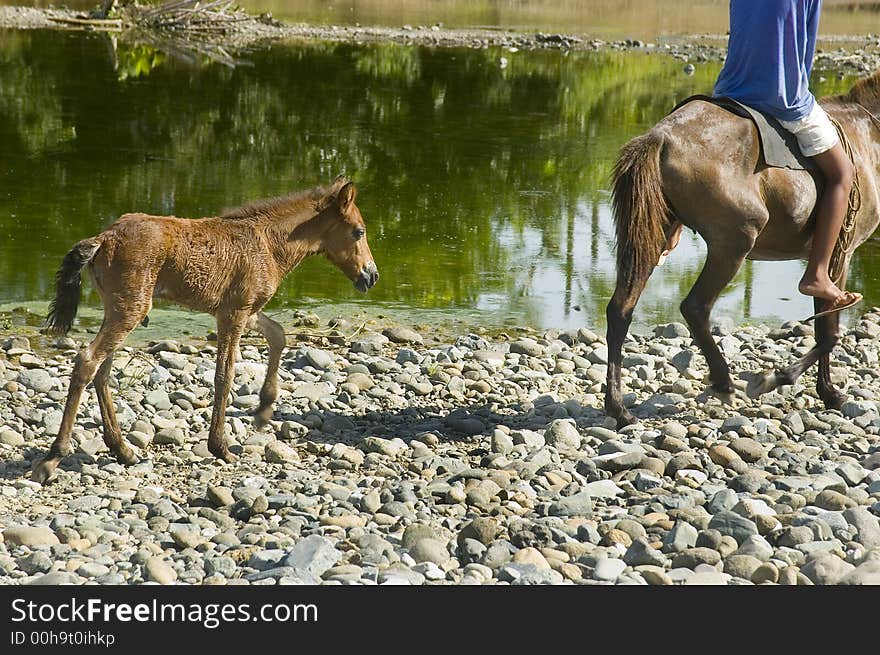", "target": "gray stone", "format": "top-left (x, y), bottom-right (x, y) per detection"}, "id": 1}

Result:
top-left (663, 520), bottom-right (699, 553)
top-left (800, 553), bottom-right (854, 585)
top-left (545, 419), bottom-right (582, 450)
top-left (843, 507), bottom-right (880, 548)
top-left (281, 535), bottom-right (341, 577)
top-left (3, 526), bottom-right (59, 547)
top-left (305, 348), bottom-right (335, 370)
top-left (593, 557), bottom-right (627, 582)
top-left (17, 369), bottom-right (54, 393)
top-left (708, 510), bottom-right (759, 544)
top-left (383, 326), bottom-right (423, 345)
top-left (724, 554), bottom-right (762, 580)
top-left (549, 491), bottom-right (593, 518)
top-left (144, 558), bottom-right (177, 584)
top-left (624, 538), bottom-right (668, 567)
